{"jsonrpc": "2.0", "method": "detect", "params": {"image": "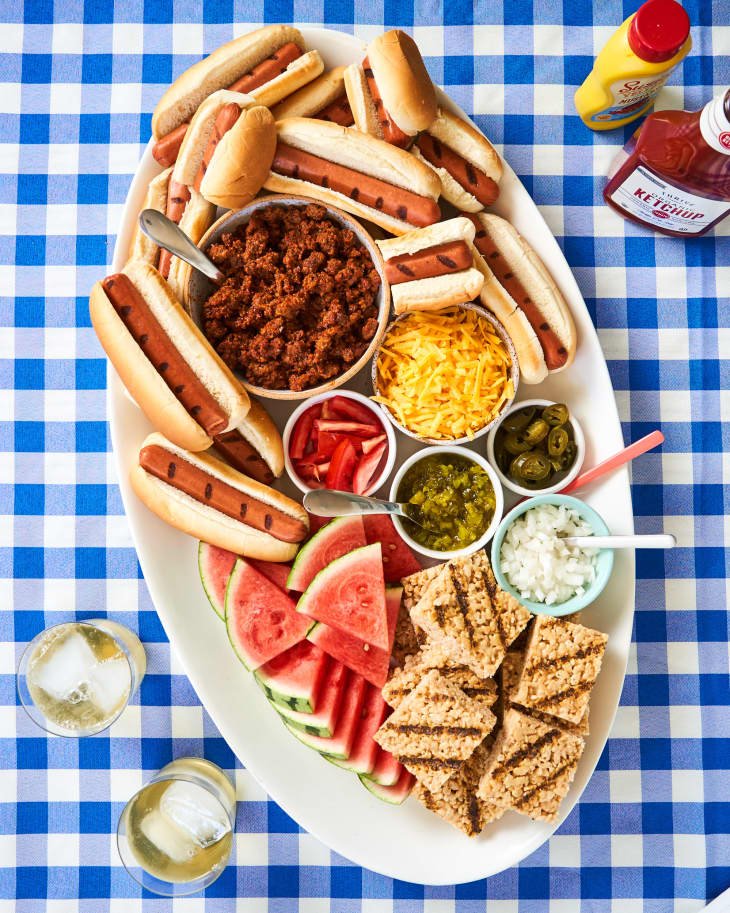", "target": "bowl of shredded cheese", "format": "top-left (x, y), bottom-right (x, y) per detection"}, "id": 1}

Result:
top-left (371, 304), bottom-right (519, 444)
